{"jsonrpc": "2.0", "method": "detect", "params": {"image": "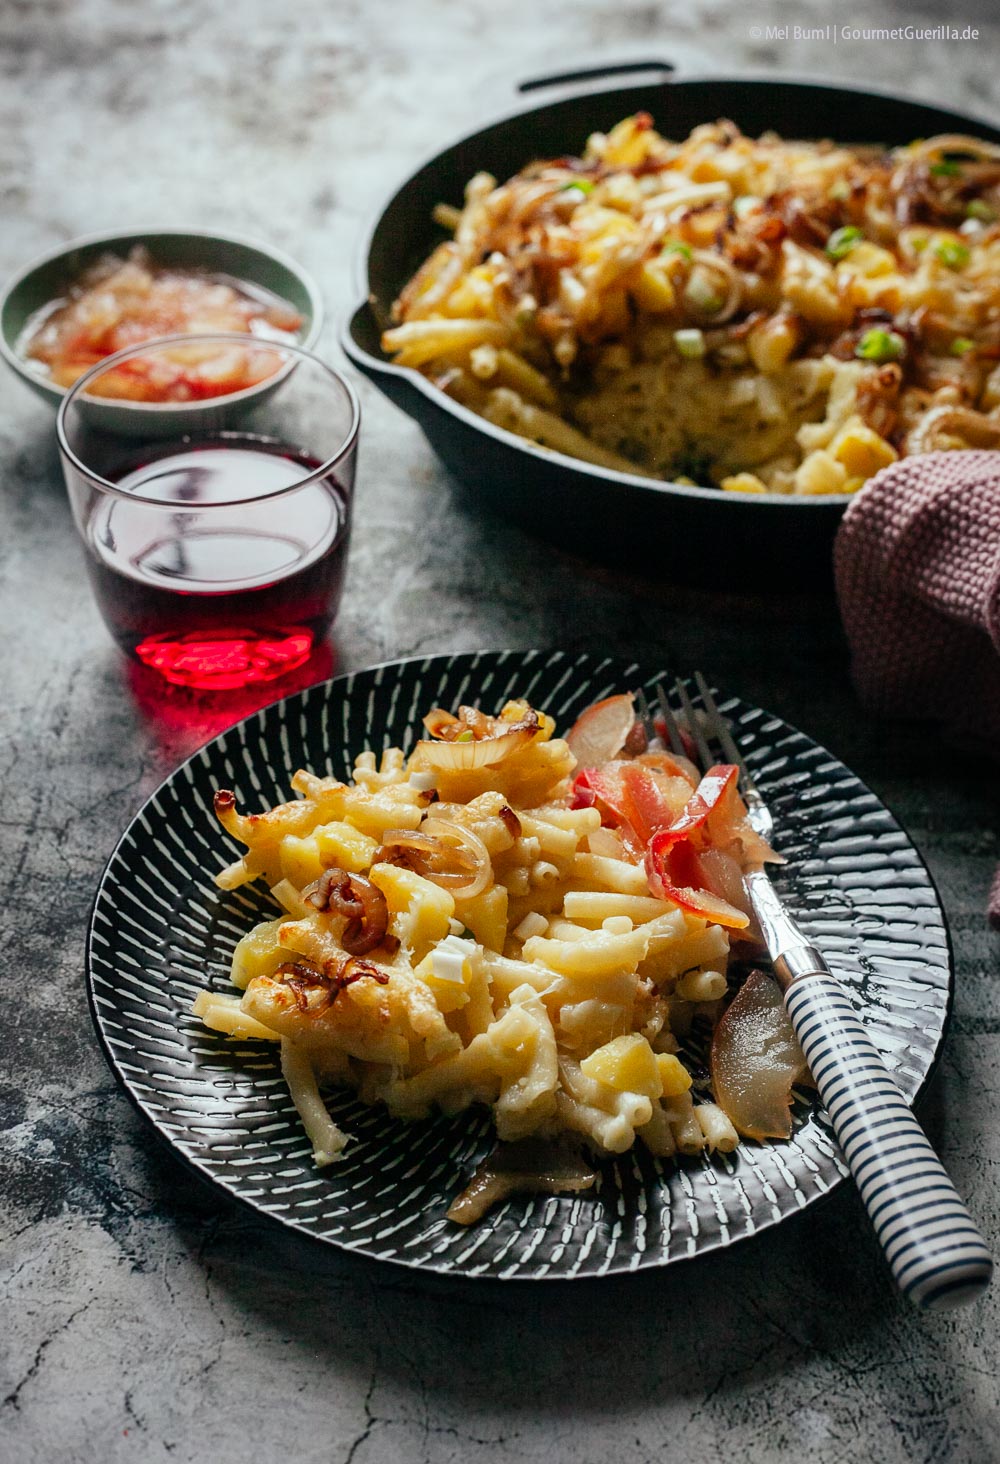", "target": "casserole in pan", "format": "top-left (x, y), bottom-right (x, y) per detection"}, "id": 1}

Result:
top-left (344, 63), bottom-right (1000, 585)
